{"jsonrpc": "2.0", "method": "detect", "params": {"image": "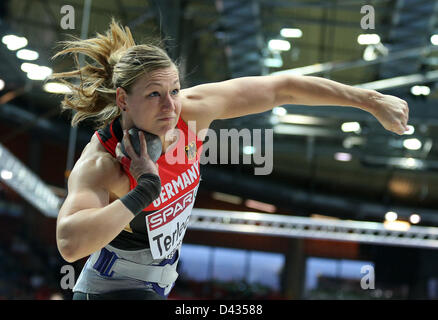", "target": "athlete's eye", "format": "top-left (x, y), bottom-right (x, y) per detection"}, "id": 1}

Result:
top-left (148, 91), bottom-right (160, 97)
top-left (171, 89), bottom-right (180, 95)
